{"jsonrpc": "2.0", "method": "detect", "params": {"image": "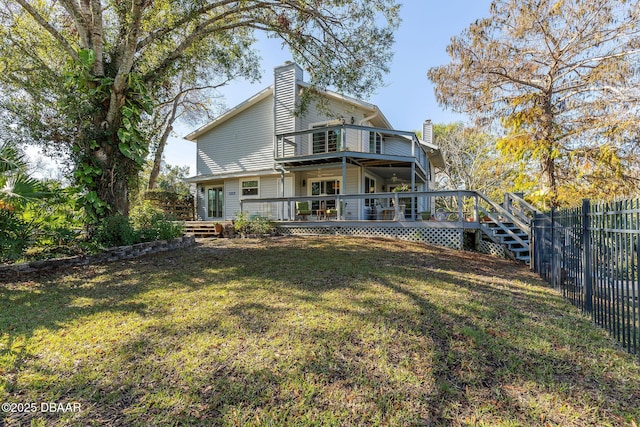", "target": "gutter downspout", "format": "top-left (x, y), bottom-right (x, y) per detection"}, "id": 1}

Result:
top-left (360, 110), bottom-right (379, 126)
